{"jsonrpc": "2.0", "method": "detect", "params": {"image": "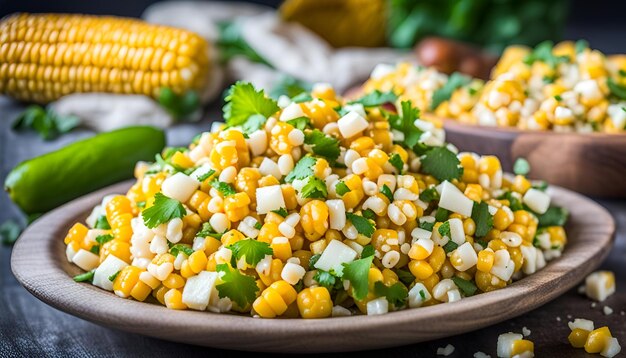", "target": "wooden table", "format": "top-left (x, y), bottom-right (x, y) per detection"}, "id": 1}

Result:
top-left (1, 97), bottom-right (624, 357)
